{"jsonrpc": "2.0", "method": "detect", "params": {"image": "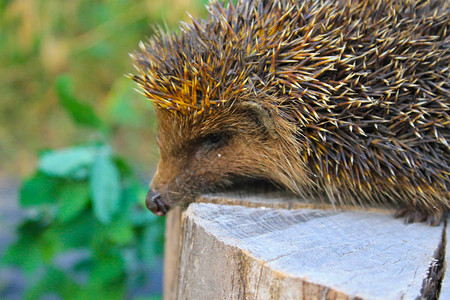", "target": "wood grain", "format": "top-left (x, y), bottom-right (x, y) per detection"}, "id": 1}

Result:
top-left (439, 223), bottom-right (449, 299)
top-left (163, 206), bottom-right (183, 300)
top-left (163, 193), bottom-right (447, 299)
